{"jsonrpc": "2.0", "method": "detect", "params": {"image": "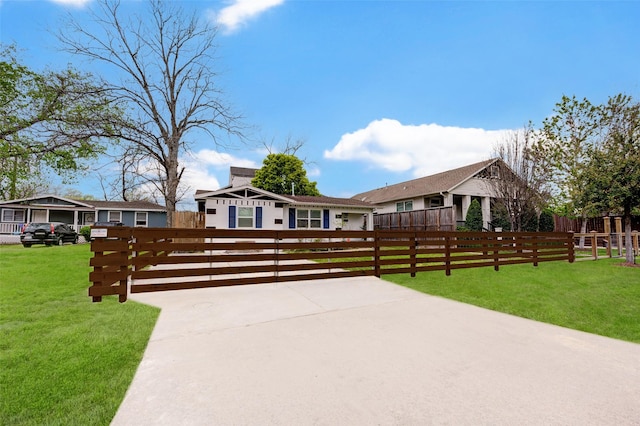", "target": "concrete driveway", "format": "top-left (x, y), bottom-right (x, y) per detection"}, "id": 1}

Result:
top-left (111, 276), bottom-right (640, 425)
